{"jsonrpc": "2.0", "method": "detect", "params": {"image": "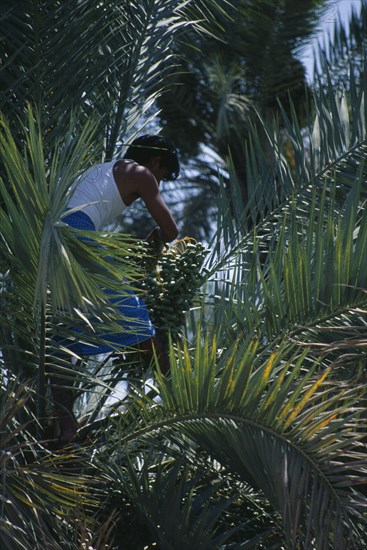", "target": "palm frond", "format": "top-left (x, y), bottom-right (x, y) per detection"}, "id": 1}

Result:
top-left (109, 457), bottom-right (238, 549)
top-left (0, 0), bottom-right (227, 159)
top-left (95, 335), bottom-right (367, 548)
top-left (0, 108), bottom-right (147, 311)
top-left (313, 0), bottom-right (366, 91)
top-left (199, 51), bottom-right (367, 353)
top-left (210, 49), bottom-right (367, 251)
top-left (0, 108), bottom-right (153, 426)
top-left (0, 376), bottom-right (103, 550)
